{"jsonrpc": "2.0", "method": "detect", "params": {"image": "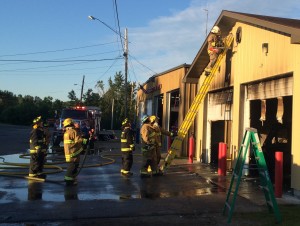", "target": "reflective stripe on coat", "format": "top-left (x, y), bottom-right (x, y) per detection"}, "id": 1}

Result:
top-left (64, 127), bottom-right (84, 162)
